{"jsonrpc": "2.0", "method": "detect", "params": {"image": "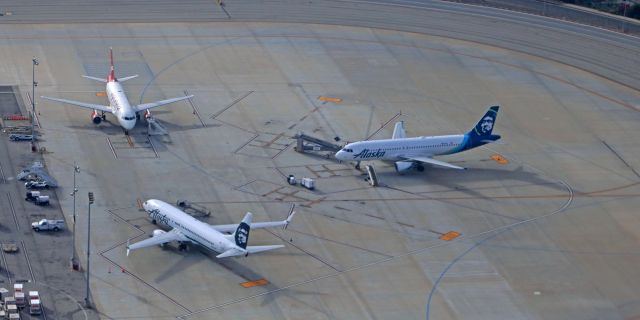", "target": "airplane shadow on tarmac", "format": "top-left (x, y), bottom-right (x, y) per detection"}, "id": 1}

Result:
top-left (375, 163), bottom-right (571, 200)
